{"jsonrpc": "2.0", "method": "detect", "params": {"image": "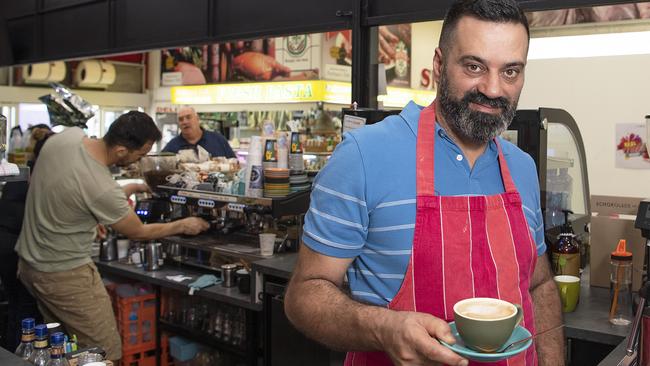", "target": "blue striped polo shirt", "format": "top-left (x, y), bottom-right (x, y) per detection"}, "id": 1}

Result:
top-left (302, 101), bottom-right (545, 306)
